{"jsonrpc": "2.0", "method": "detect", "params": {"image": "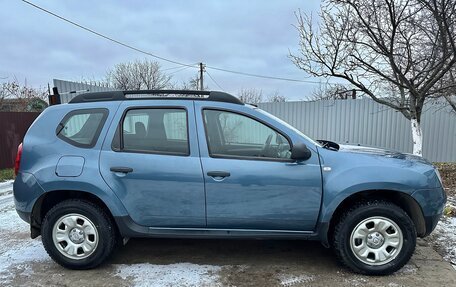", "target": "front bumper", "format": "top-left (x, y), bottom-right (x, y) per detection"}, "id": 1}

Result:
top-left (423, 213), bottom-right (443, 237)
top-left (412, 186), bottom-right (447, 236)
